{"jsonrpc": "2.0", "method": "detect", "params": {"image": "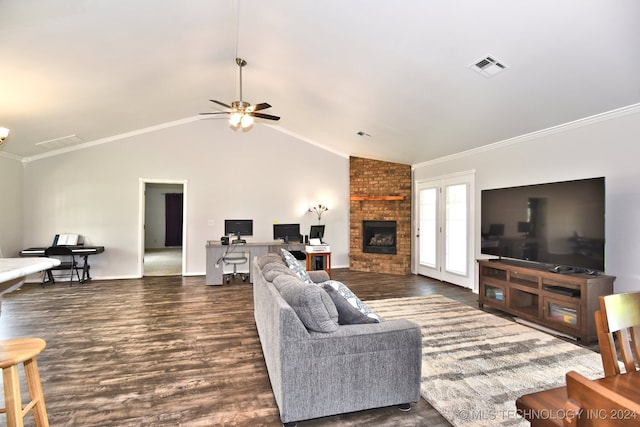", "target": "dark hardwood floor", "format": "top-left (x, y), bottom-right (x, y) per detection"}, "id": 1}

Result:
top-left (0, 269), bottom-right (479, 426)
